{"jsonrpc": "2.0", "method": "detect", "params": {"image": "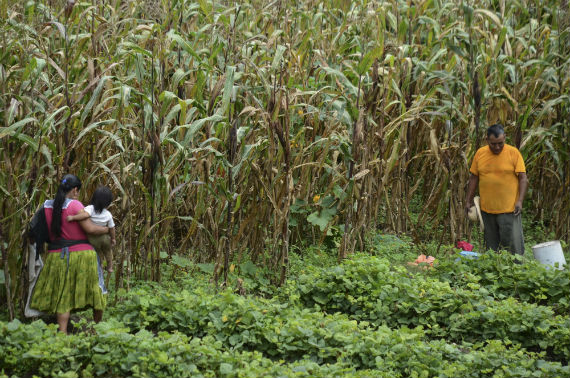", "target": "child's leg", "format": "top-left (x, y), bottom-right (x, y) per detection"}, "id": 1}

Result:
top-left (105, 249), bottom-right (114, 272)
top-left (97, 250), bottom-right (106, 269)
top-left (98, 236), bottom-right (112, 272)
top-left (88, 234), bottom-right (111, 270)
